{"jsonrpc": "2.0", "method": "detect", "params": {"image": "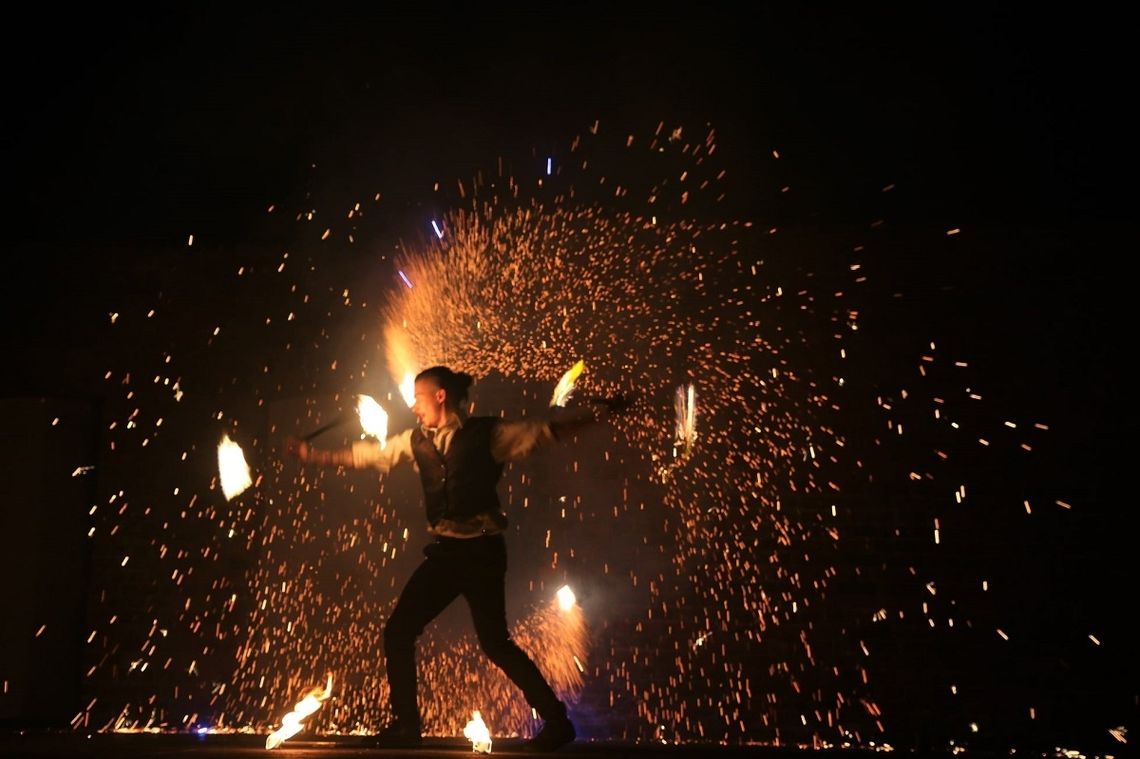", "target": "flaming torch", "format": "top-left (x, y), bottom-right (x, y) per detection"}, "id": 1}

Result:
top-left (674, 383), bottom-right (697, 456)
top-left (463, 710), bottom-right (493, 754)
top-left (399, 372), bottom-right (416, 408)
top-left (550, 360), bottom-right (585, 407)
top-left (384, 323), bottom-right (418, 408)
top-left (265, 674), bottom-right (333, 750)
top-left (296, 394), bottom-right (389, 445)
top-left (356, 394), bottom-right (389, 442)
top-left (217, 434), bottom-right (252, 500)
top-left (556, 585), bottom-right (577, 612)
